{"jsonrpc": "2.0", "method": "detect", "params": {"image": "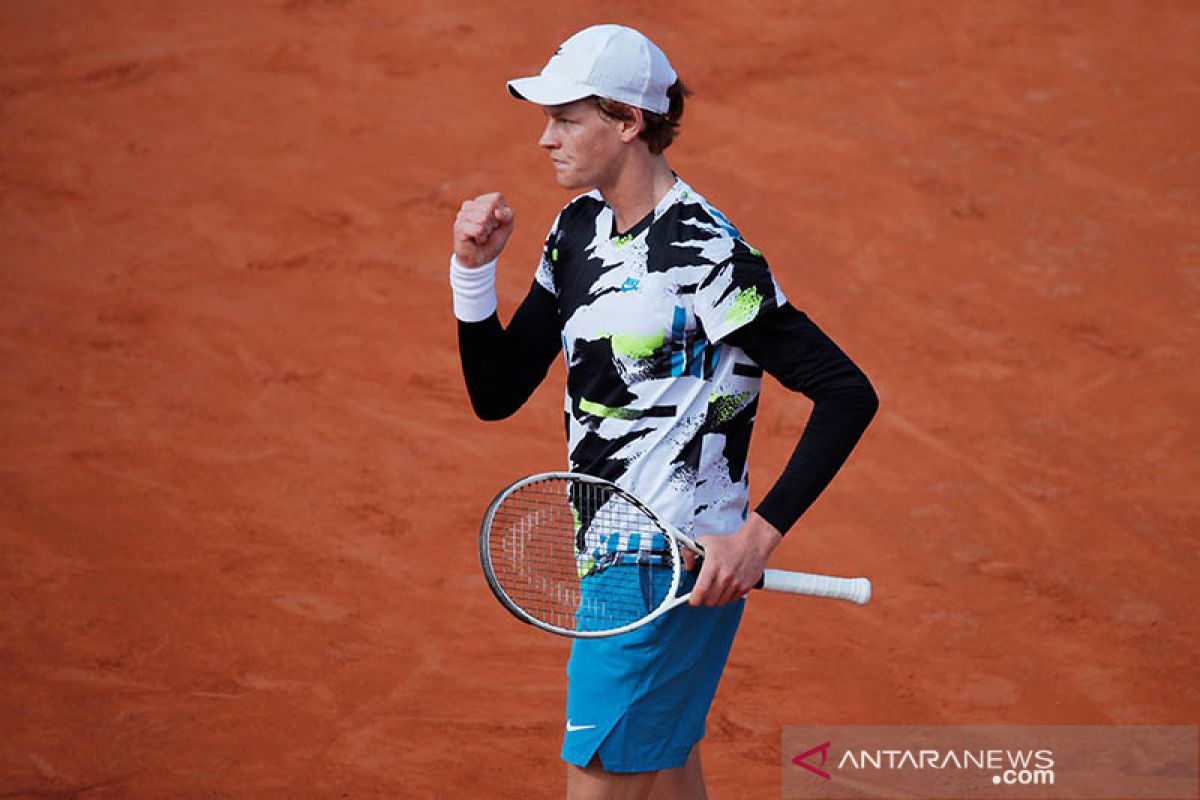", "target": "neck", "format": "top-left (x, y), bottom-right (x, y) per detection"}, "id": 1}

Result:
top-left (599, 152), bottom-right (677, 233)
